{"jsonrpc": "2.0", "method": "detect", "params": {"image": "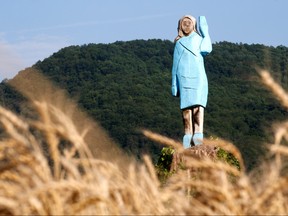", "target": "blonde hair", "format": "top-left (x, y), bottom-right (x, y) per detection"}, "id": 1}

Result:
top-left (174, 15), bottom-right (199, 42)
